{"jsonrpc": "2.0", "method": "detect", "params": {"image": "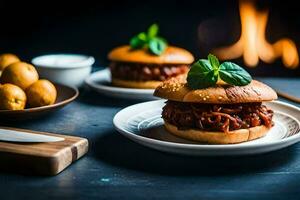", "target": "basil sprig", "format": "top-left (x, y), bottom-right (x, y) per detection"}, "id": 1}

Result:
top-left (187, 54), bottom-right (252, 89)
top-left (130, 24), bottom-right (167, 55)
